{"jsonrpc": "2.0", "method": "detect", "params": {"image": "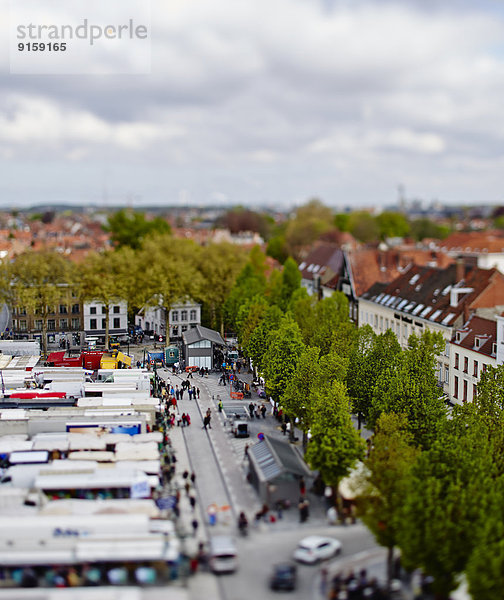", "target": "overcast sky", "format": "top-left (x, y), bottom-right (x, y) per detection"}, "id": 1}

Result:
top-left (1, 0), bottom-right (504, 209)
